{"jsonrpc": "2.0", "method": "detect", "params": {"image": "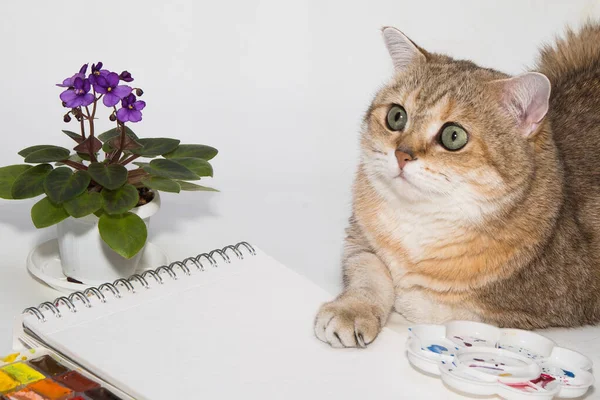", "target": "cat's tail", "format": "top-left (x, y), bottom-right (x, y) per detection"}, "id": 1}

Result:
top-left (536, 21), bottom-right (600, 85)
